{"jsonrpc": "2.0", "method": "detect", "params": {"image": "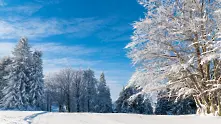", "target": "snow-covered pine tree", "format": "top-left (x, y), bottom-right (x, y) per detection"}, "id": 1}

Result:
top-left (96, 72), bottom-right (112, 113)
top-left (81, 69), bottom-right (97, 112)
top-left (155, 89), bottom-right (197, 115)
top-left (115, 87), bottom-right (133, 113)
top-left (115, 86), bottom-right (153, 114)
top-left (126, 0), bottom-right (221, 115)
top-left (0, 57), bottom-right (12, 100)
top-left (1, 37), bottom-right (32, 110)
top-left (154, 90), bottom-right (171, 115)
top-left (127, 94), bottom-right (153, 114)
top-left (29, 50), bottom-right (44, 110)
